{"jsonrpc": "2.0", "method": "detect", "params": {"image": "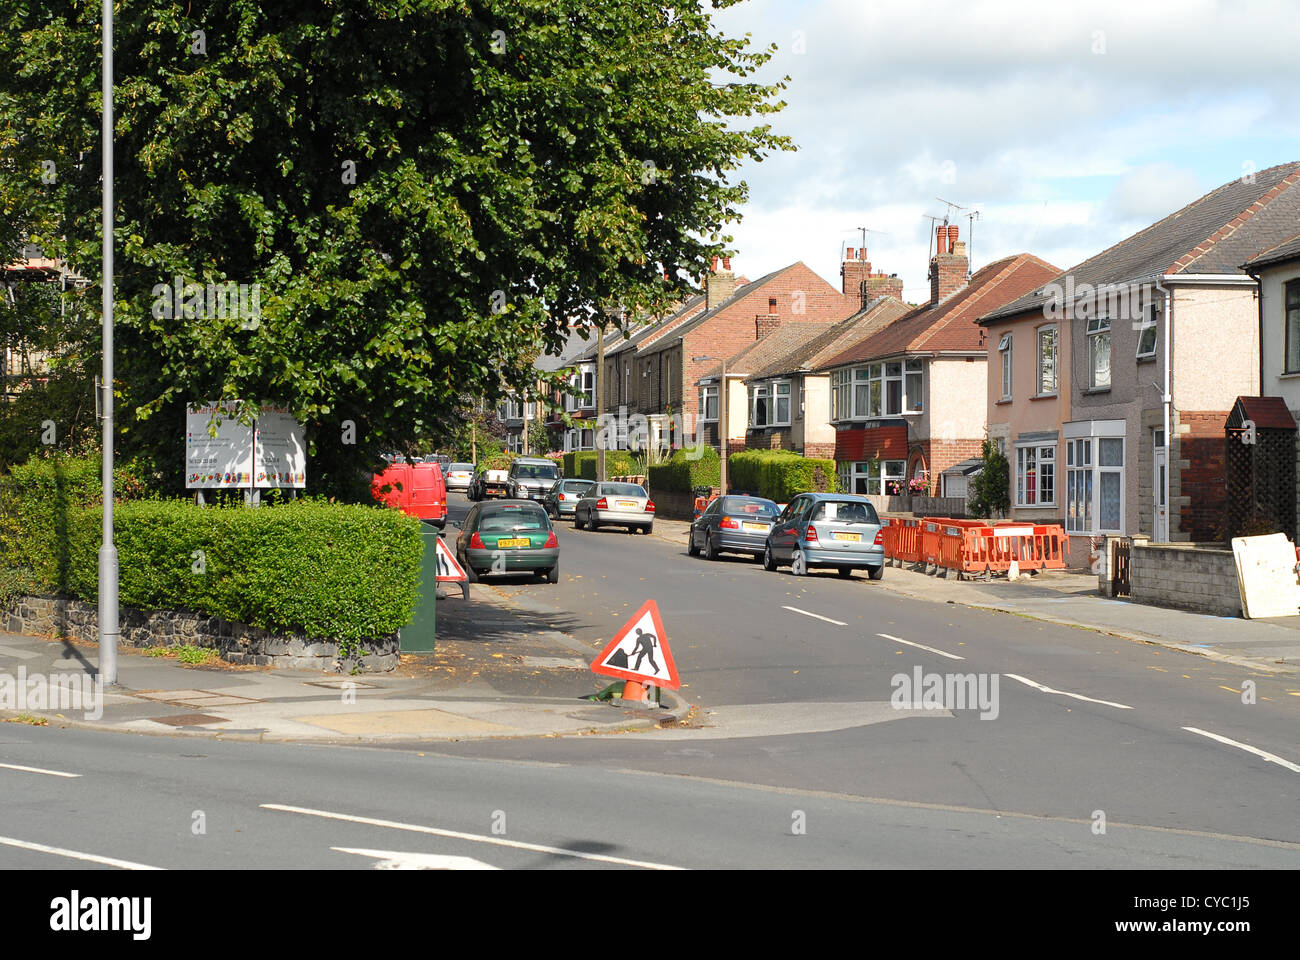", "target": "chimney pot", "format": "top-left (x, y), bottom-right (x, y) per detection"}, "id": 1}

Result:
top-left (846, 247), bottom-right (855, 260)
top-left (947, 225), bottom-right (960, 247)
top-left (712, 256), bottom-right (720, 272)
top-left (936, 226), bottom-right (948, 255)
top-left (722, 257), bottom-right (732, 271)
